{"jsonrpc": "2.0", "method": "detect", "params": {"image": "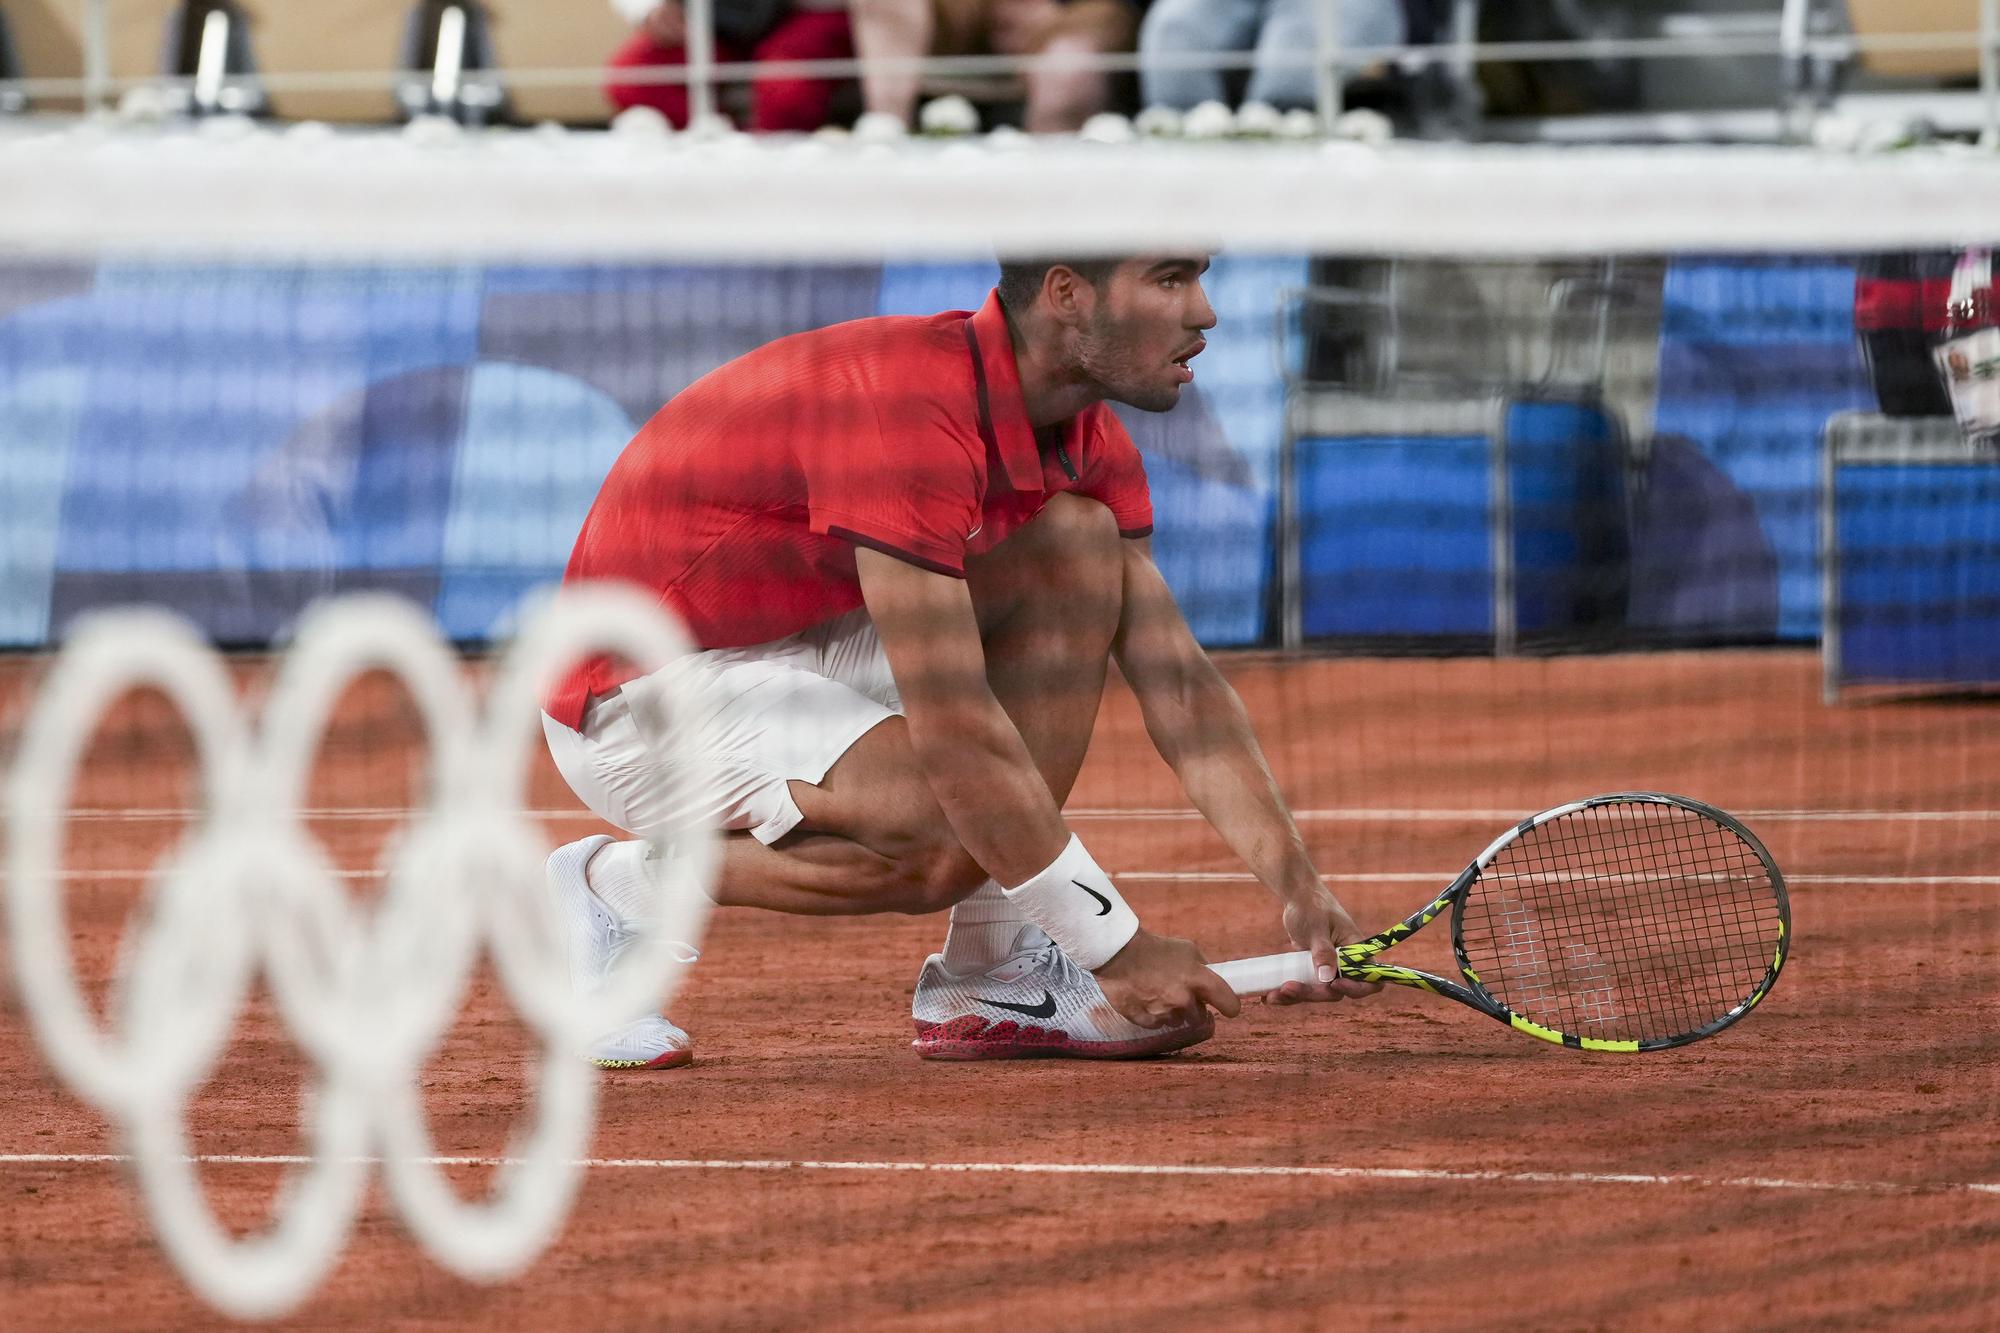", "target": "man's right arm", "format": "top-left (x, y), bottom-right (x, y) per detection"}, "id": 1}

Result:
top-left (855, 547), bottom-right (1240, 1028)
